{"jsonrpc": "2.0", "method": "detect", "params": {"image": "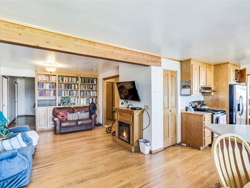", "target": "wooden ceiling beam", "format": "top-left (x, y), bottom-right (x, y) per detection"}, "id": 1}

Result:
top-left (0, 19), bottom-right (161, 66)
